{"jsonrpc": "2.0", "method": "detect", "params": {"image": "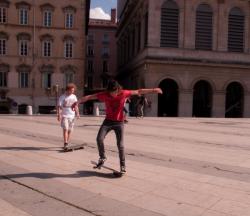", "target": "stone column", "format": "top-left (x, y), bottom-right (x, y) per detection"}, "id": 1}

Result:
top-left (243, 92), bottom-right (250, 117)
top-left (178, 89), bottom-right (193, 117)
top-left (212, 90), bottom-right (225, 117)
